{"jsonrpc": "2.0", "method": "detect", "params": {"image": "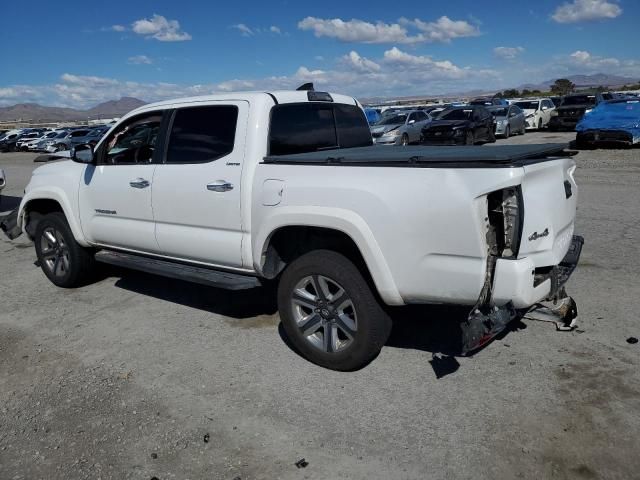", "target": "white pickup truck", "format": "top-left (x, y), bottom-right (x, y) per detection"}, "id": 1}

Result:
top-left (1, 87), bottom-right (583, 370)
